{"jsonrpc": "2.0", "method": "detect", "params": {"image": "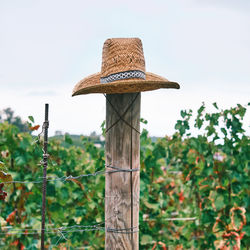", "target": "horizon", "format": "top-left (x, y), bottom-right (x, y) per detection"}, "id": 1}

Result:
top-left (1, 0), bottom-right (250, 136)
top-left (1, 102), bottom-right (249, 139)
